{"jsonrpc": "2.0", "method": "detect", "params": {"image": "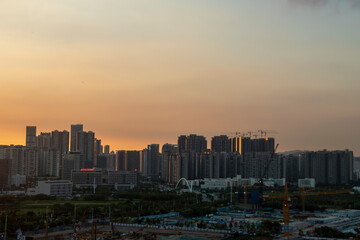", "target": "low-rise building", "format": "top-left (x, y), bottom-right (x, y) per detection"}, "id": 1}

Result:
top-left (298, 178), bottom-right (316, 188)
top-left (263, 178), bottom-right (286, 187)
top-left (10, 174), bottom-right (26, 187)
top-left (27, 180), bottom-right (72, 198)
top-left (200, 179), bottom-right (228, 190)
top-left (71, 168), bottom-right (138, 188)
